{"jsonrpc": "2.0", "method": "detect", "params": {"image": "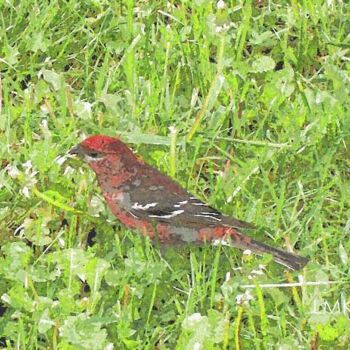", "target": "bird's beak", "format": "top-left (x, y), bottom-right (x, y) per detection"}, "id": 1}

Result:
top-left (69, 144), bottom-right (83, 157)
